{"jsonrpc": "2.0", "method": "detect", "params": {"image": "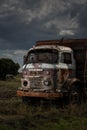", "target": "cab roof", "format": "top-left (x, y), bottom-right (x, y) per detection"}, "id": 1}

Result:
top-left (29, 44), bottom-right (72, 52)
